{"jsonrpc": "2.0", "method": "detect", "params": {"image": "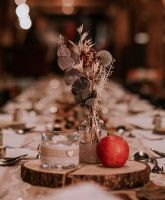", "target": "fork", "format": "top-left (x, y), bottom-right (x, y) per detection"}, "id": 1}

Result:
top-left (150, 148), bottom-right (165, 157)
